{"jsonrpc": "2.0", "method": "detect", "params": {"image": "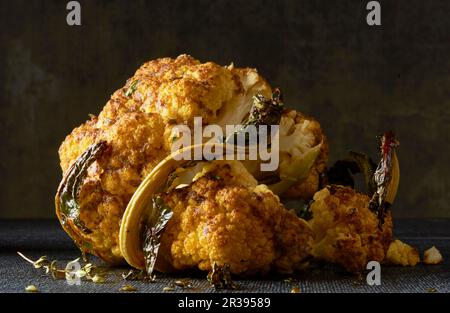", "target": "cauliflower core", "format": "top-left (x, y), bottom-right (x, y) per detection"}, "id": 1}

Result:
top-left (159, 161), bottom-right (314, 275)
top-left (308, 185), bottom-right (393, 273)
